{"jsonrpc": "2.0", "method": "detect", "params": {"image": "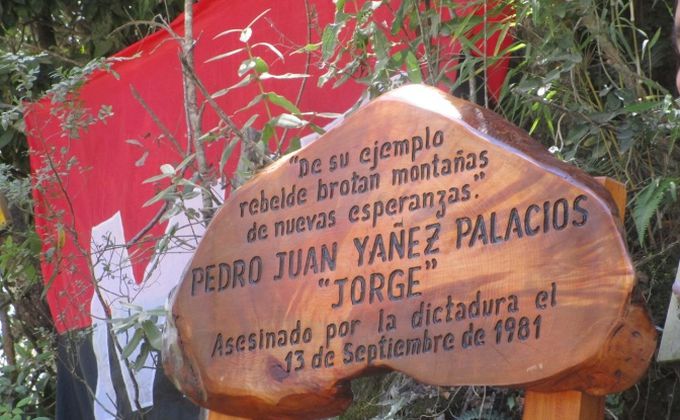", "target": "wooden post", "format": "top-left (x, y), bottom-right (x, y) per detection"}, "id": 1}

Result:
top-left (523, 391), bottom-right (604, 420)
top-left (523, 177), bottom-right (625, 420)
